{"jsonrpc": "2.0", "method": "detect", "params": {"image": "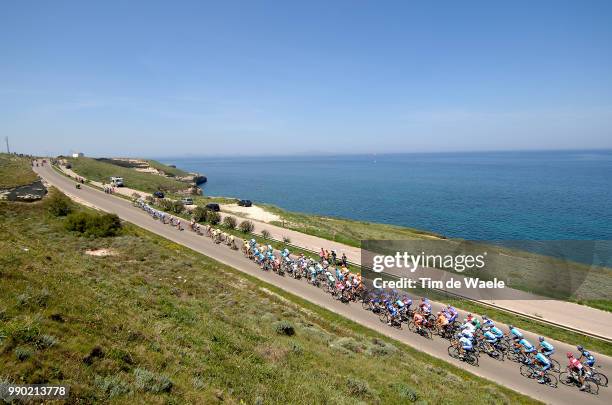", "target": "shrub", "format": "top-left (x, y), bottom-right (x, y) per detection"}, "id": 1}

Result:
top-left (192, 206), bottom-right (208, 223)
top-left (239, 220), bottom-right (255, 233)
top-left (223, 216), bottom-right (237, 229)
top-left (282, 236), bottom-right (291, 243)
top-left (47, 192), bottom-right (72, 216)
top-left (36, 334), bottom-right (57, 349)
top-left (95, 374), bottom-right (131, 398)
top-left (273, 321), bottom-right (295, 336)
top-left (347, 377), bottom-right (371, 397)
top-left (290, 342), bottom-right (303, 355)
top-left (34, 289), bottom-right (50, 307)
top-left (65, 212), bottom-right (122, 237)
top-left (145, 195), bottom-right (154, 203)
top-left (159, 199), bottom-right (173, 211)
top-left (366, 338), bottom-right (398, 357)
top-left (131, 192), bottom-right (141, 200)
top-left (171, 201), bottom-right (184, 214)
top-left (133, 368), bottom-right (173, 393)
top-left (261, 229), bottom-right (270, 239)
top-left (395, 383), bottom-right (419, 402)
top-left (14, 346), bottom-right (33, 361)
top-left (333, 337), bottom-right (365, 353)
top-left (207, 211), bottom-right (221, 225)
